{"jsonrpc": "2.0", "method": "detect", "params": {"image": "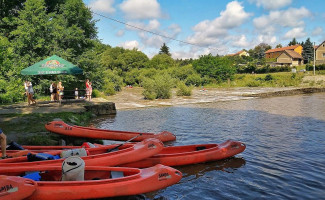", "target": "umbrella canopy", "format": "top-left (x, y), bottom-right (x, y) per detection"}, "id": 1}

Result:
top-left (21, 55), bottom-right (83, 75)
